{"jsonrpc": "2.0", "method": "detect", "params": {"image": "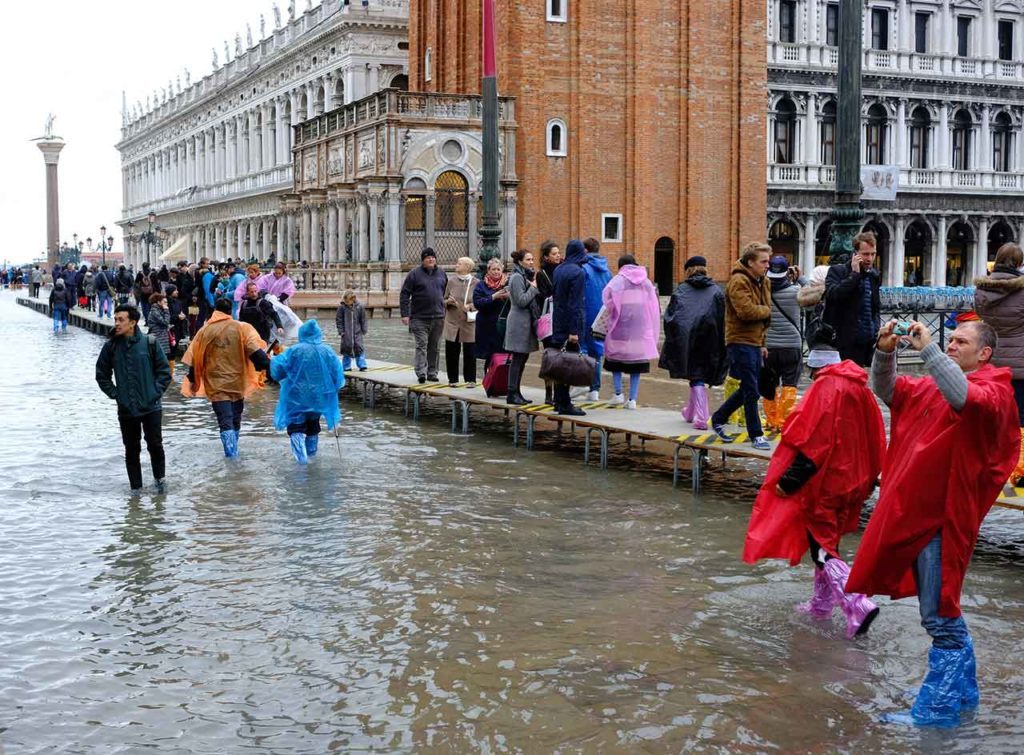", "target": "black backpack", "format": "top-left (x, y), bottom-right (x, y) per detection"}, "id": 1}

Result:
top-left (804, 298), bottom-right (837, 349)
